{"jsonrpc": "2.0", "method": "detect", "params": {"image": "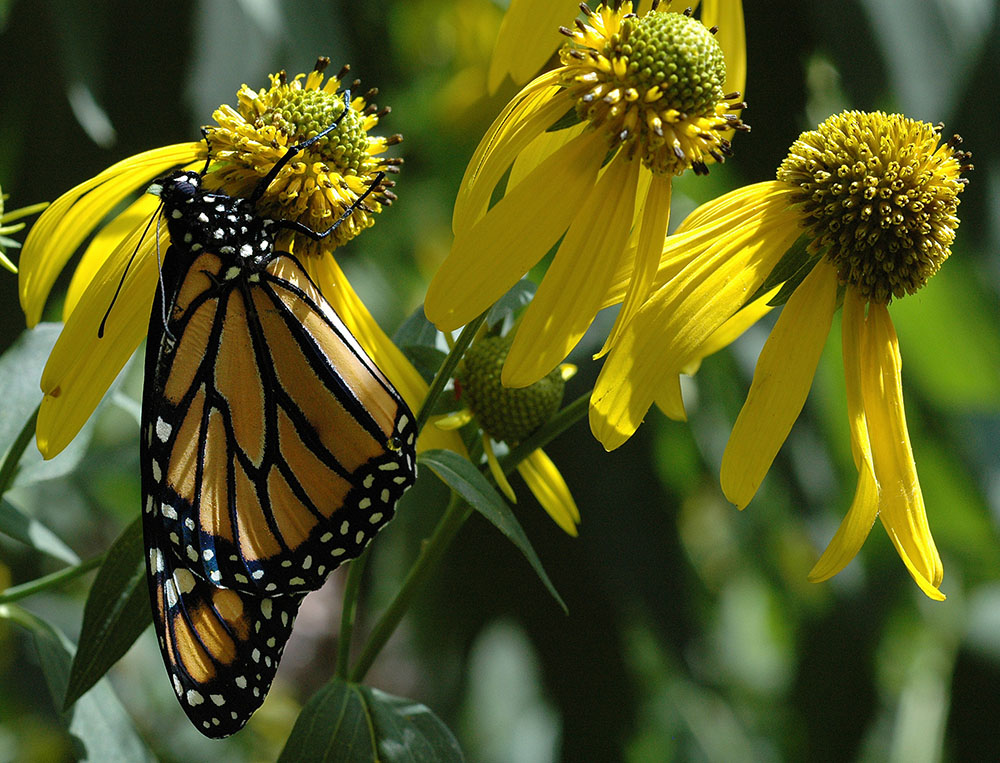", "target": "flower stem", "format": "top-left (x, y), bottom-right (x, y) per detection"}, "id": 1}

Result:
top-left (415, 311), bottom-right (488, 434)
top-left (349, 491), bottom-right (470, 683)
top-left (0, 553), bottom-right (105, 604)
top-left (503, 391), bottom-right (590, 471)
top-left (336, 546), bottom-right (371, 679)
top-left (0, 405), bottom-right (39, 498)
